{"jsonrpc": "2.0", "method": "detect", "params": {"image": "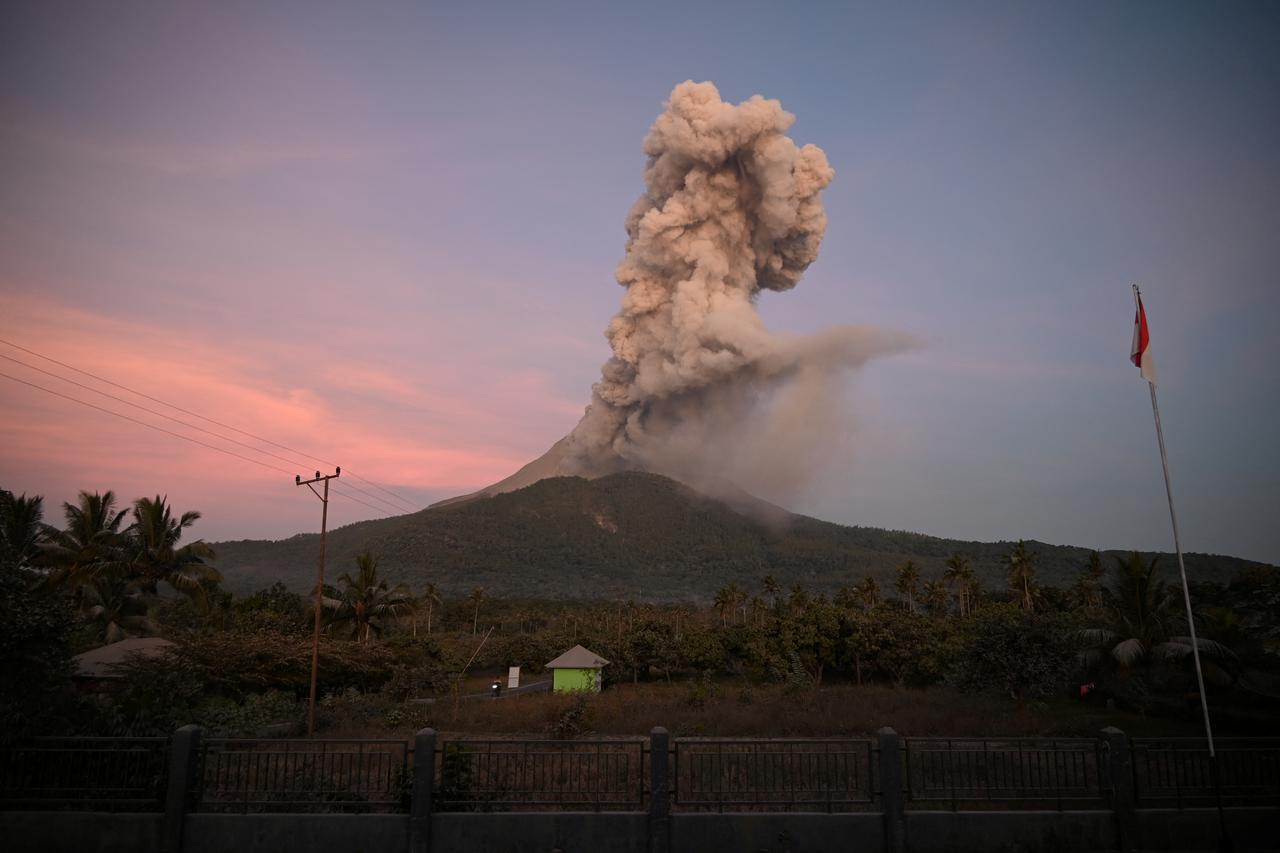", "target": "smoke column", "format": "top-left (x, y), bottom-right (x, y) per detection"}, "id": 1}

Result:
top-left (559, 81), bottom-right (913, 496)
